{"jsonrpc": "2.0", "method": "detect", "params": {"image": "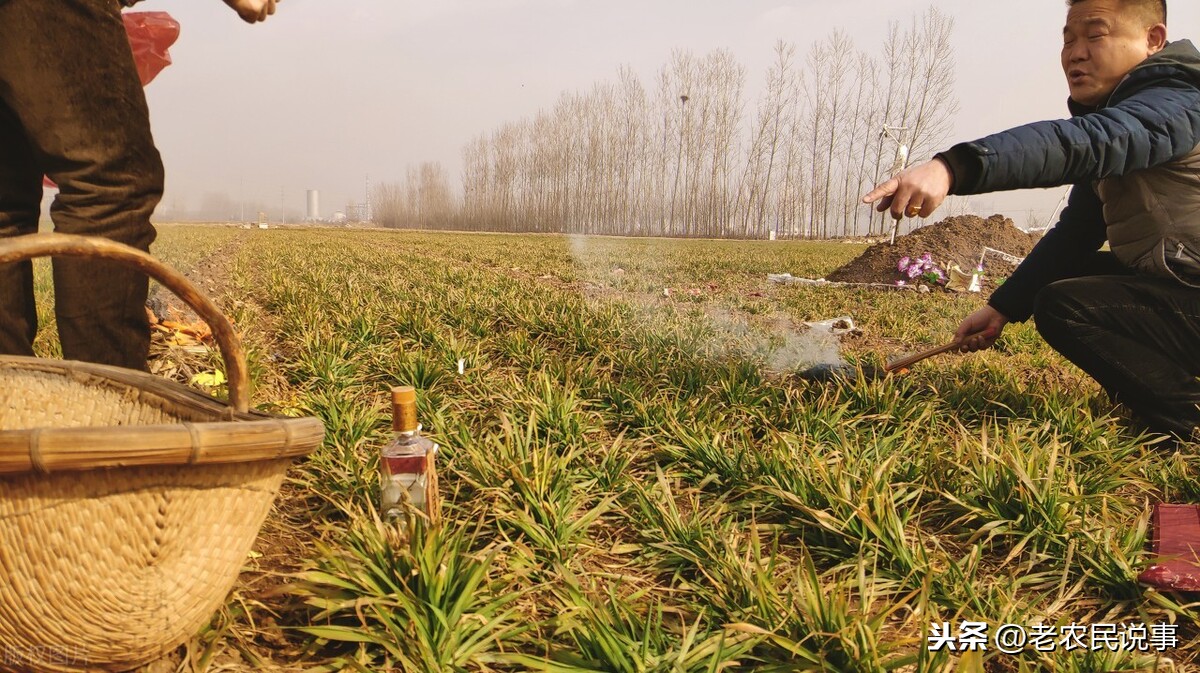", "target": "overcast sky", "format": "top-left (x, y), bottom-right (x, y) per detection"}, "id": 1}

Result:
top-left (137, 0), bottom-right (1200, 227)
